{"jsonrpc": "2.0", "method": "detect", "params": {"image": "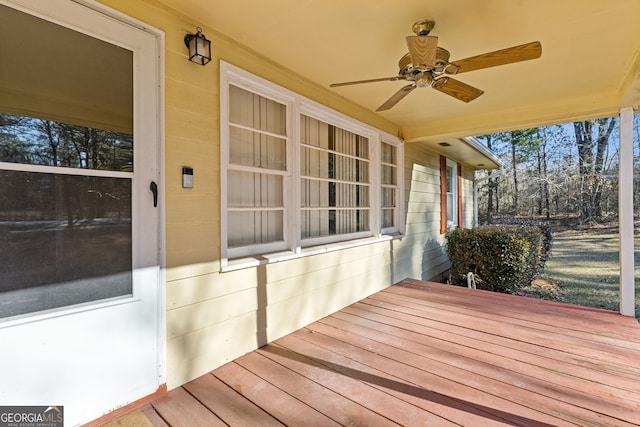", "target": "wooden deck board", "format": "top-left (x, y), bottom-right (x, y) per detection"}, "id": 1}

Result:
top-left (132, 279), bottom-right (640, 427)
top-left (183, 373), bottom-right (284, 427)
top-left (314, 315), bottom-right (626, 426)
top-left (151, 387), bottom-right (226, 427)
top-left (283, 327), bottom-right (547, 426)
top-left (259, 342), bottom-right (458, 427)
top-left (366, 289), bottom-right (640, 372)
top-left (341, 303), bottom-right (640, 402)
top-left (213, 361), bottom-right (339, 427)
top-left (236, 350), bottom-right (399, 426)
